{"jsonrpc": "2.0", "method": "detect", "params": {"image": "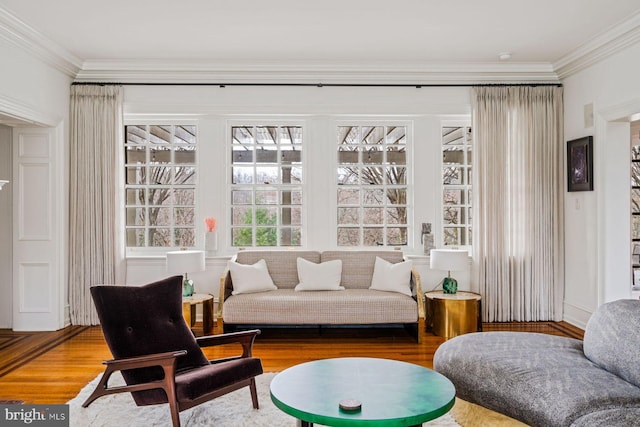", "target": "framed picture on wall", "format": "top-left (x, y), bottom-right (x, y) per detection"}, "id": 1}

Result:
top-left (567, 136), bottom-right (594, 192)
